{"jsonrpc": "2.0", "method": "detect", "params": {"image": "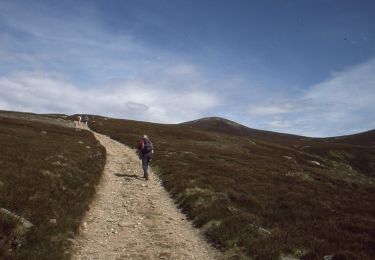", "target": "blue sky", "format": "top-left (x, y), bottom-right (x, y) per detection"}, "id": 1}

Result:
top-left (1, 0), bottom-right (375, 137)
